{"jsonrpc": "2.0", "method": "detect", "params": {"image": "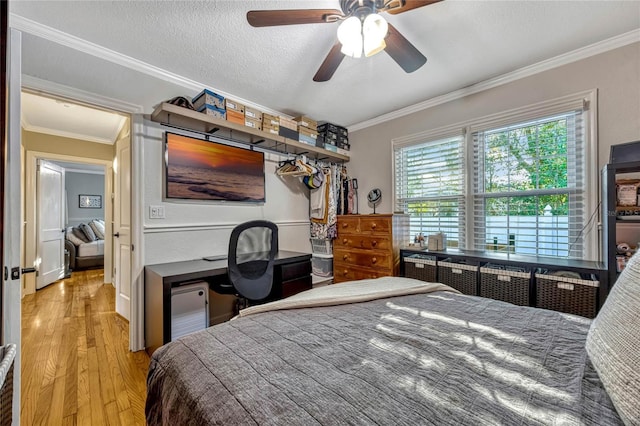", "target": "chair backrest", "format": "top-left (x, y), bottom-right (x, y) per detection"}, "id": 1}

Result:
top-left (228, 220), bottom-right (278, 301)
